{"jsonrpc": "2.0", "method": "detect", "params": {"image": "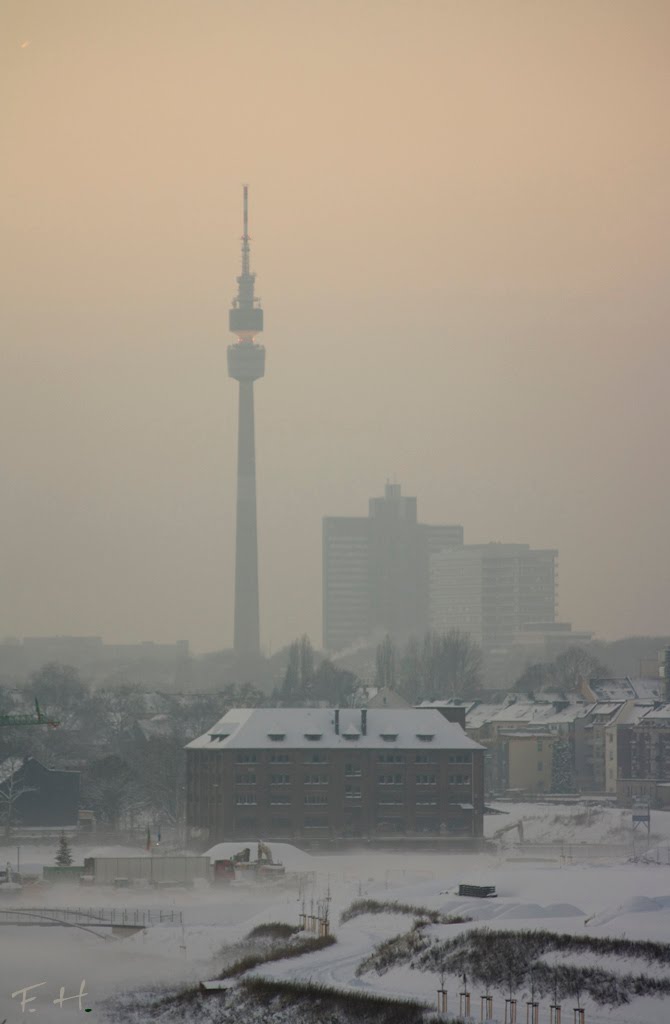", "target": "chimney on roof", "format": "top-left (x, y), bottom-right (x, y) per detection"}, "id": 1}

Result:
top-left (334, 709), bottom-right (339, 735)
top-left (361, 708), bottom-right (367, 735)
